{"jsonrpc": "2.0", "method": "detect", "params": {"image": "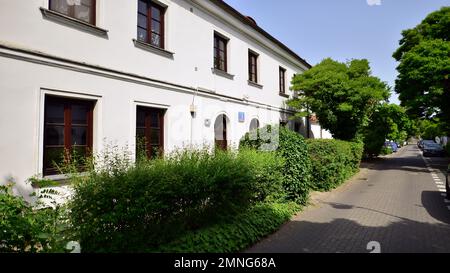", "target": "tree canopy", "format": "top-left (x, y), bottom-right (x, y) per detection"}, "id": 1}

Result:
top-left (288, 58), bottom-right (390, 141)
top-left (393, 7), bottom-right (450, 132)
top-left (363, 103), bottom-right (413, 156)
